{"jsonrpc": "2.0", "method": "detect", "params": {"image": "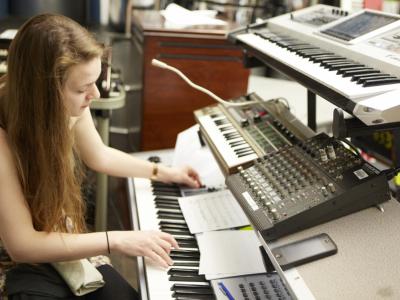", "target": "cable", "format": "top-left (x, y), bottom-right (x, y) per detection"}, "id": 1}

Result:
top-left (338, 137), bottom-right (398, 181)
top-left (151, 59), bottom-right (258, 107)
top-left (338, 138), bottom-right (362, 158)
